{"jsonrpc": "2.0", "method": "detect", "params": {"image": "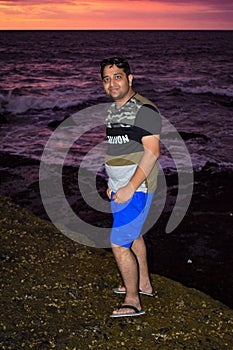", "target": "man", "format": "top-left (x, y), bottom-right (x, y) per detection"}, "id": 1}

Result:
top-left (100, 57), bottom-right (161, 317)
